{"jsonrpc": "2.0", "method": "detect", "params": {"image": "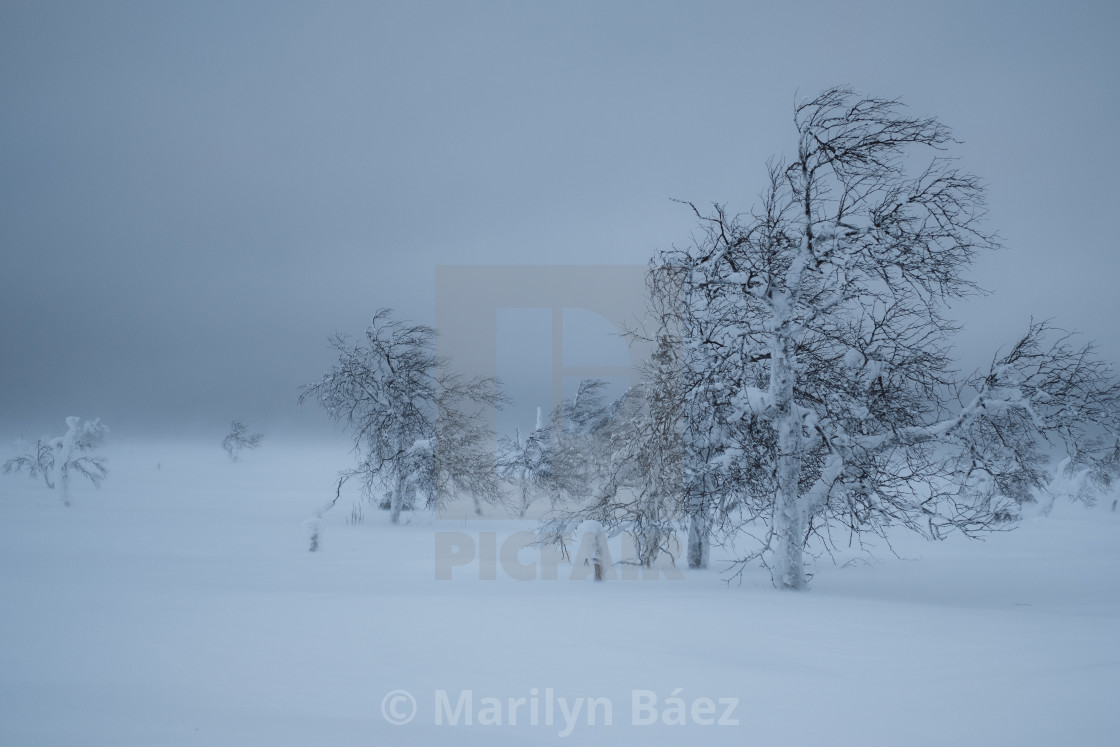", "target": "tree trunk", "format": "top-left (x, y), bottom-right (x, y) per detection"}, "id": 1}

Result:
top-left (686, 494), bottom-right (711, 569)
top-left (390, 474), bottom-right (407, 524)
top-left (58, 463), bottom-right (72, 508)
top-left (637, 478), bottom-right (666, 568)
top-left (770, 325), bottom-right (807, 589)
top-left (518, 475), bottom-right (530, 518)
top-left (773, 412), bottom-right (806, 589)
